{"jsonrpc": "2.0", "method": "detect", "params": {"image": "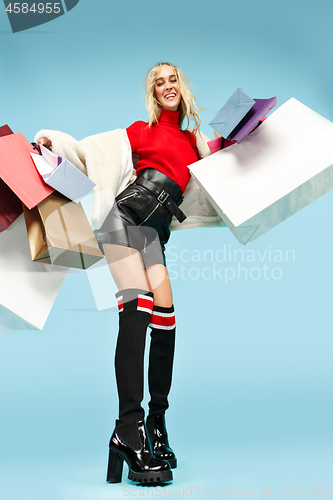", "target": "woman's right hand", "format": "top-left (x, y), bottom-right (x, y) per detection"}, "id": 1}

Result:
top-left (37, 137), bottom-right (53, 151)
top-left (132, 152), bottom-right (140, 169)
